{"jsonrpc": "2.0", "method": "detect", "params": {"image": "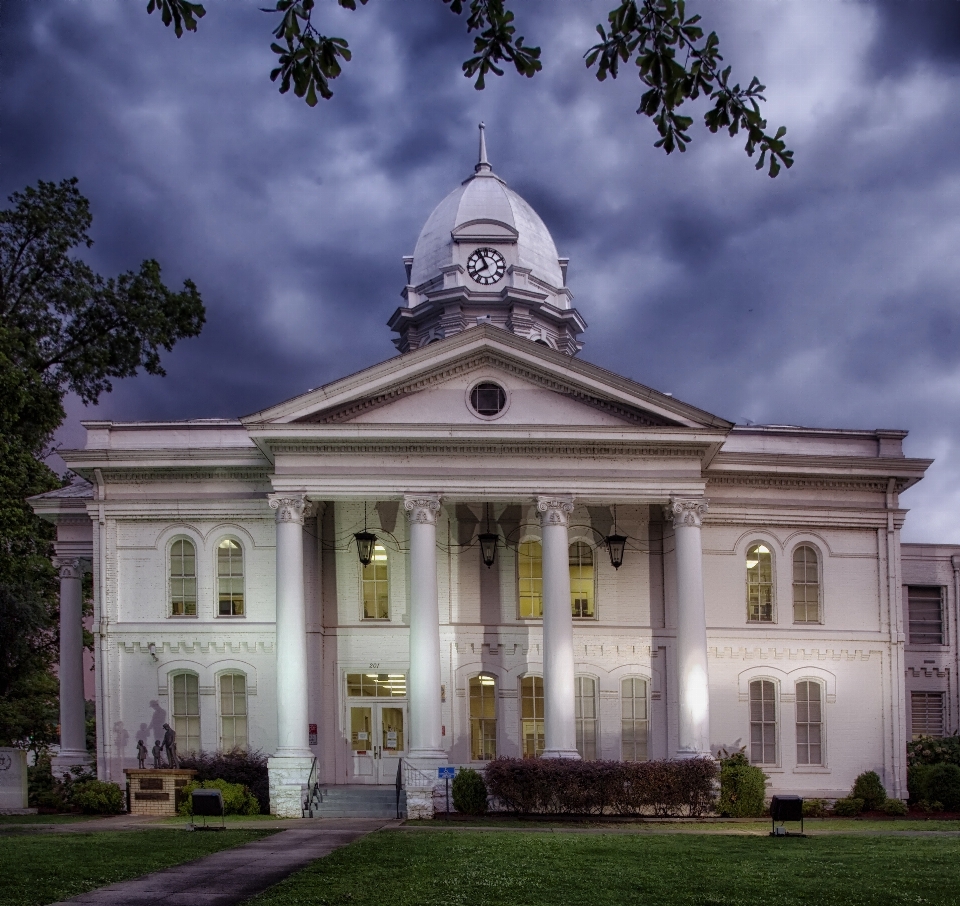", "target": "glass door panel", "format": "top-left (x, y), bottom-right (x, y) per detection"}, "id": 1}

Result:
top-left (350, 706), bottom-right (375, 781)
top-left (377, 705), bottom-right (405, 784)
